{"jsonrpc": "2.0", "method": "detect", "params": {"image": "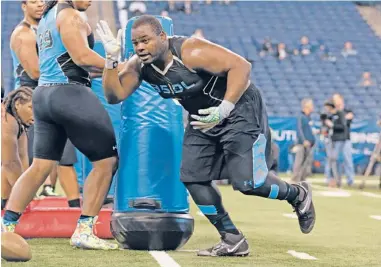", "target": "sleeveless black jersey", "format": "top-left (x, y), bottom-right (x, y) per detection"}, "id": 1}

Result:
top-left (11, 21), bottom-right (39, 89)
top-left (140, 36), bottom-right (228, 115)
